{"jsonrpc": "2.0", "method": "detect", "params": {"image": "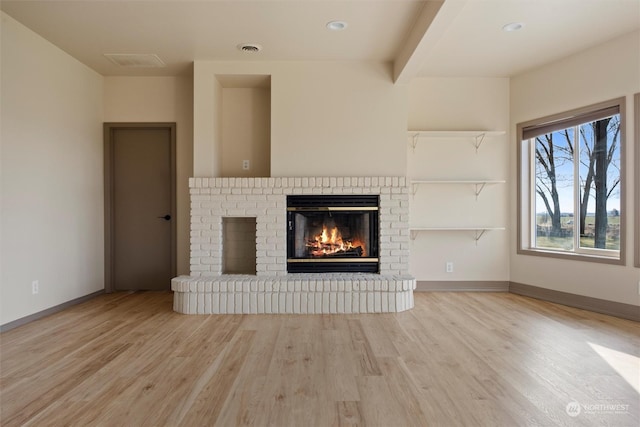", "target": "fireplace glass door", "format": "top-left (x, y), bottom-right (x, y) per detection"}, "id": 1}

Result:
top-left (287, 195), bottom-right (379, 273)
